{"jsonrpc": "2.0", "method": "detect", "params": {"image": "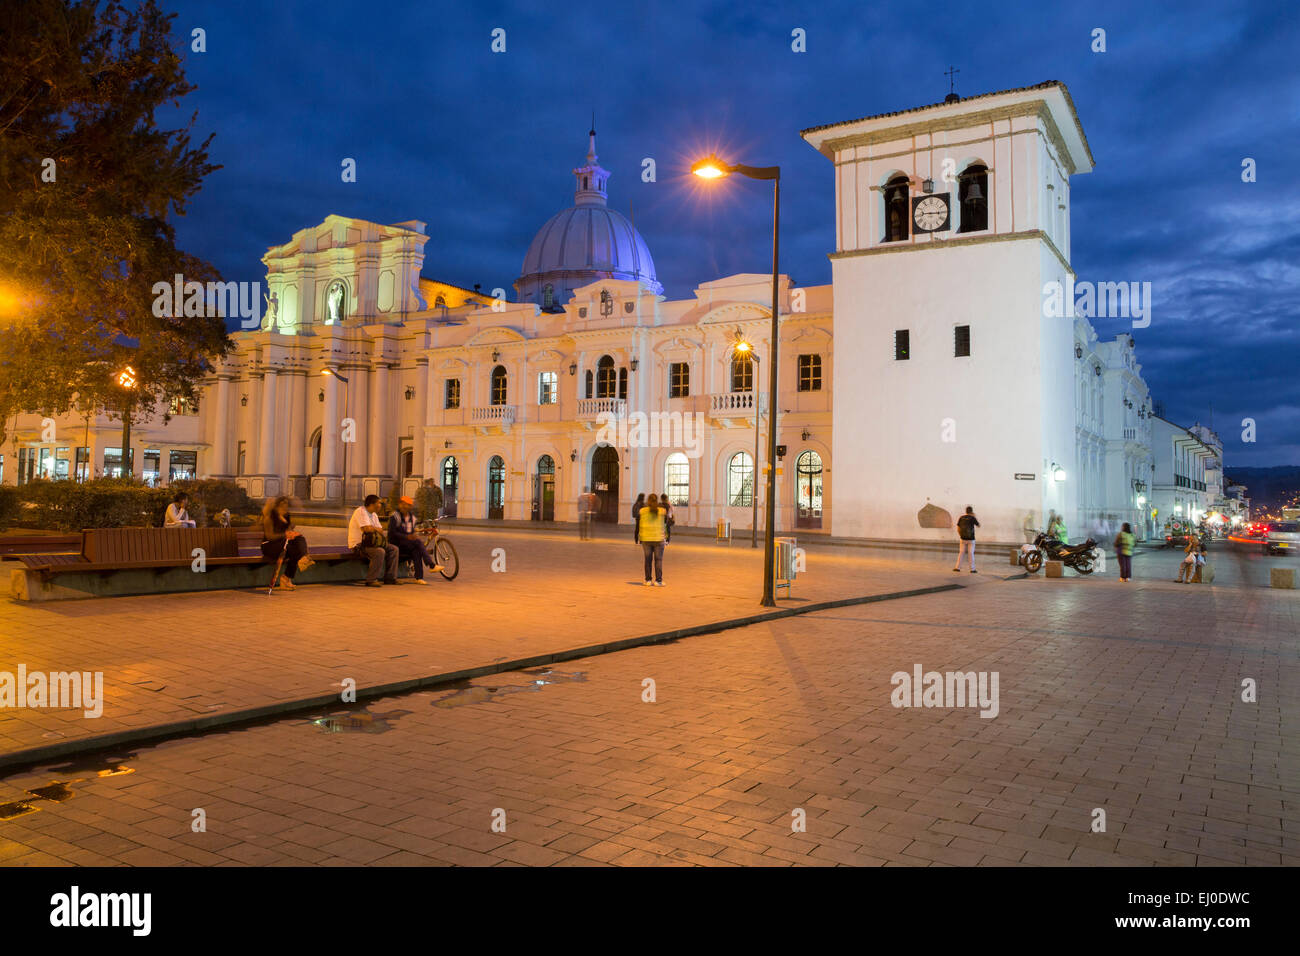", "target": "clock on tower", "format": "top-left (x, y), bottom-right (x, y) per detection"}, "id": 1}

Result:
top-left (911, 194), bottom-right (950, 233)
